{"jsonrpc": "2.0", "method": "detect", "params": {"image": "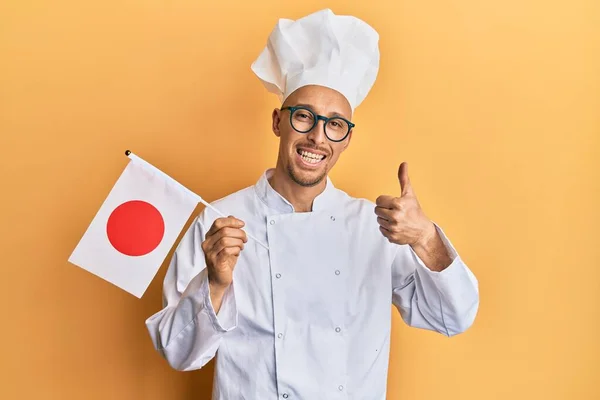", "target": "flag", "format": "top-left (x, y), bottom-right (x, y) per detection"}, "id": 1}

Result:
top-left (68, 153), bottom-right (199, 298)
